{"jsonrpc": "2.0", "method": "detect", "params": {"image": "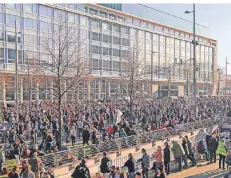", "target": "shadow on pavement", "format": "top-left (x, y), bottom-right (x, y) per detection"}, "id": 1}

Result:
top-left (185, 168), bottom-right (226, 178)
